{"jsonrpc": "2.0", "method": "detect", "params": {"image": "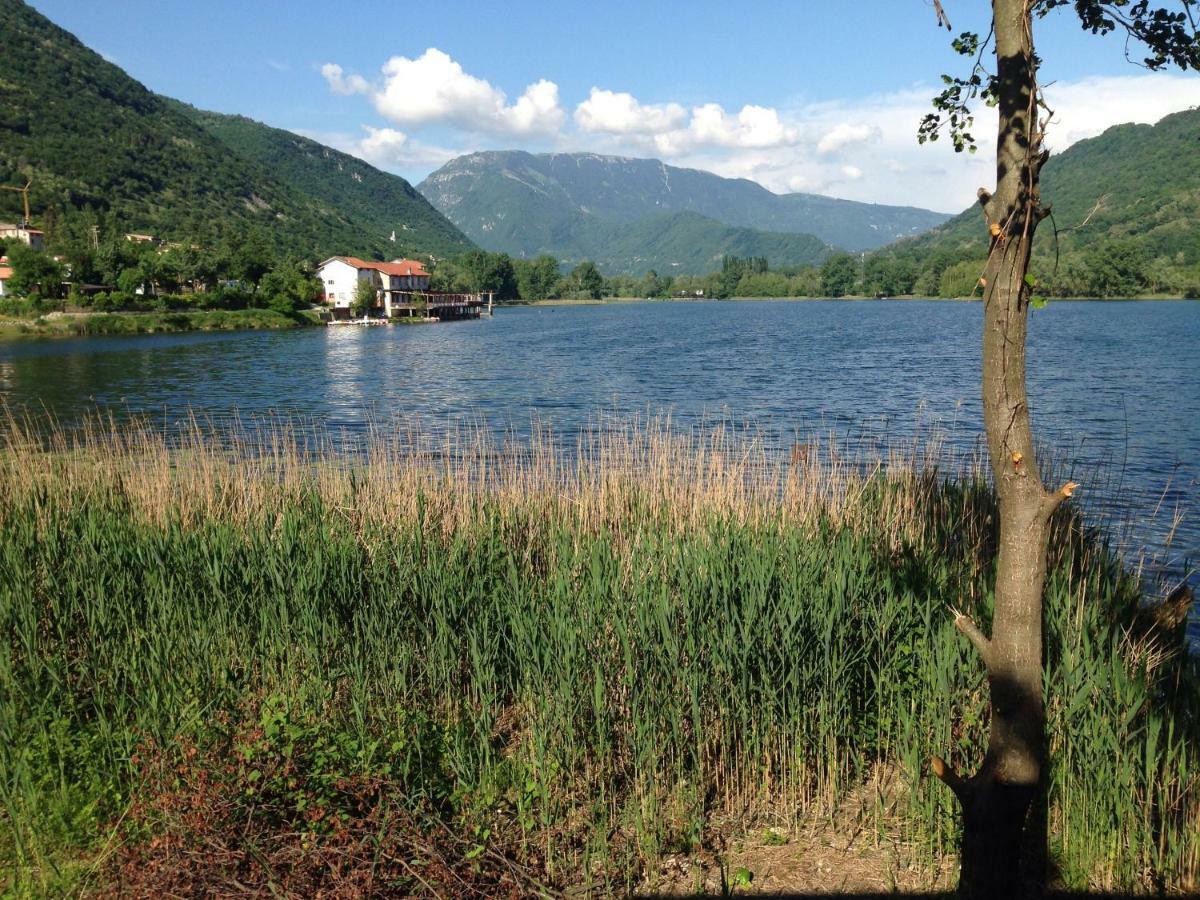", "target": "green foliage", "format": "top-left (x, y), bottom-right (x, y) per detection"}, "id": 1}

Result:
top-left (4, 242), bottom-right (63, 297)
top-left (820, 253), bottom-right (860, 298)
top-left (569, 260), bottom-right (604, 299)
top-left (258, 259), bottom-right (321, 313)
top-left (938, 259), bottom-right (986, 298)
top-left (351, 278), bottom-right (377, 317)
top-left (512, 255), bottom-right (561, 300)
